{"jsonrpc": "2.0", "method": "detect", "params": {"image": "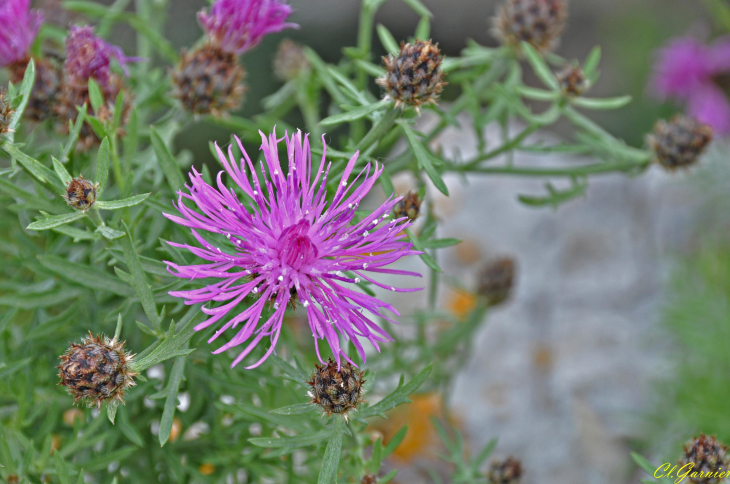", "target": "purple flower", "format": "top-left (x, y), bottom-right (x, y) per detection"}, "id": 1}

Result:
top-left (64, 26), bottom-right (137, 90)
top-left (0, 0), bottom-right (42, 66)
top-left (165, 130), bottom-right (422, 369)
top-left (197, 0), bottom-right (298, 55)
top-left (651, 36), bottom-right (730, 134)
